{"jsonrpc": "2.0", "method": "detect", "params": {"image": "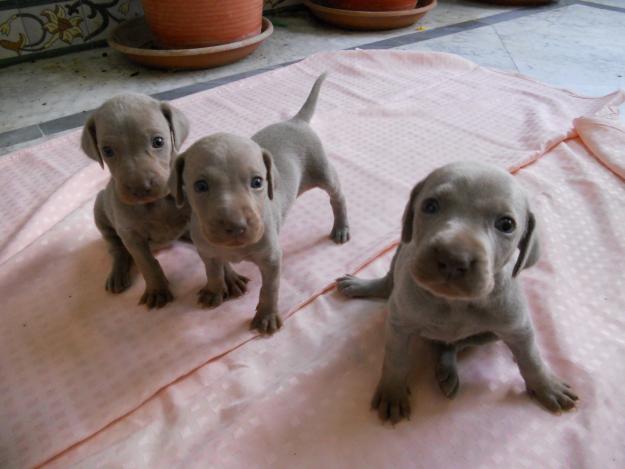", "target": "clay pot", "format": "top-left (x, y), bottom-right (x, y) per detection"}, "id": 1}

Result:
top-left (319, 0), bottom-right (418, 10)
top-left (141, 0), bottom-right (263, 49)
